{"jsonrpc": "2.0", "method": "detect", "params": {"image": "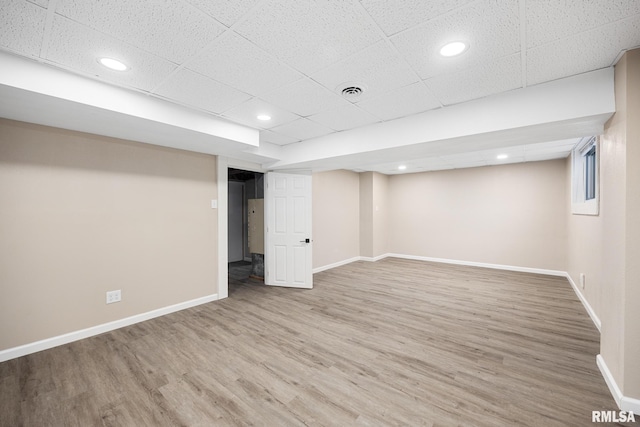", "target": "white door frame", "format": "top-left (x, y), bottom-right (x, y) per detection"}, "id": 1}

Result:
top-left (217, 157), bottom-right (268, 299)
